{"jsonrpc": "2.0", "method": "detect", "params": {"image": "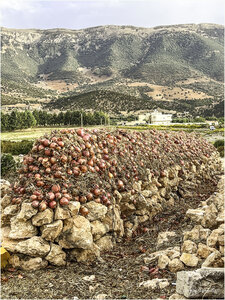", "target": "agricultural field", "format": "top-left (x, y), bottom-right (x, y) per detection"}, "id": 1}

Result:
top-left (1, 125), bottom-right (224, 143)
